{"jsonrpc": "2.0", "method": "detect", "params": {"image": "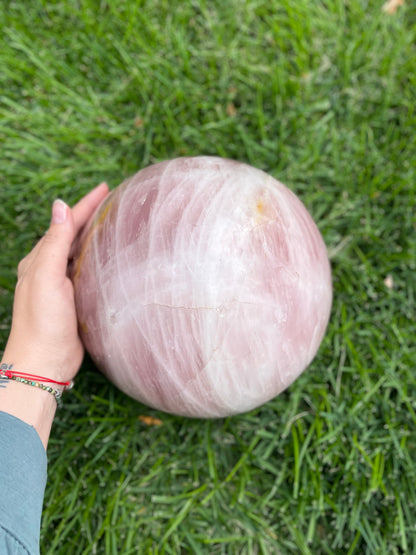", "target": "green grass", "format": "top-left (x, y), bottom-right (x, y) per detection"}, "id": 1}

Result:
top-left (1, 0), bottom-right (415, 553)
